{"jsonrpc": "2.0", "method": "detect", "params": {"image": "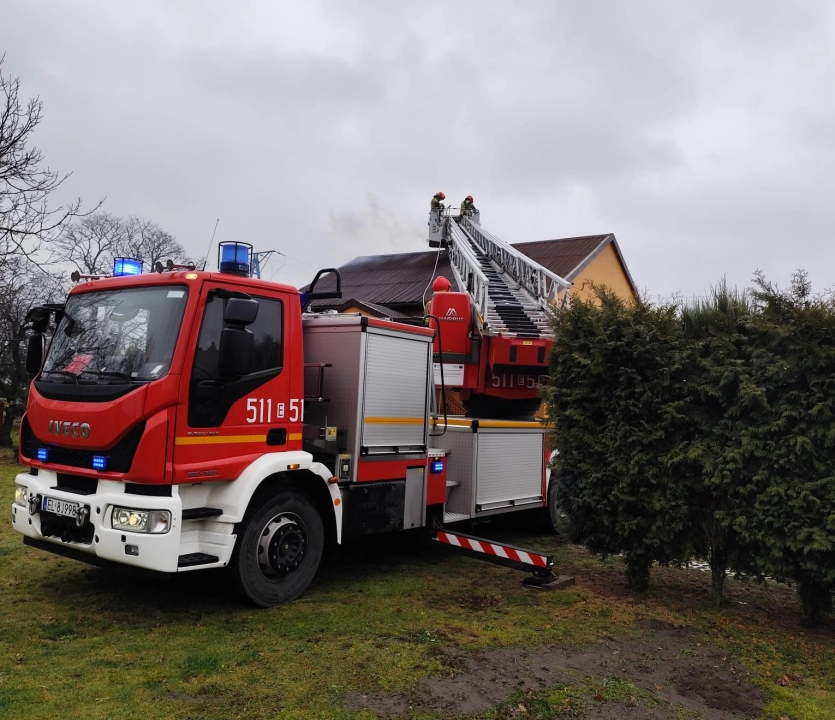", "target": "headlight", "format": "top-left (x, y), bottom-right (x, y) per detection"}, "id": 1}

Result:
top-left (111, 506), bottom-right (171, 534)
top-left (14, 485), bottom-right (28, 507)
